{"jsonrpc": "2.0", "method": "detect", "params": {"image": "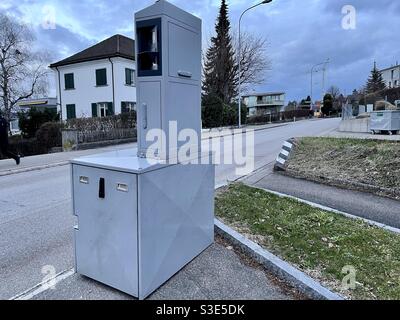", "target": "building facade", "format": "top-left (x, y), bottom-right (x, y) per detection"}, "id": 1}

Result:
top-left (50, 35), bottom-right (136, 120)
top-left (380, 64), bottom-right (400, 89)
top-left (243, 92), bottom-right (285, 116)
